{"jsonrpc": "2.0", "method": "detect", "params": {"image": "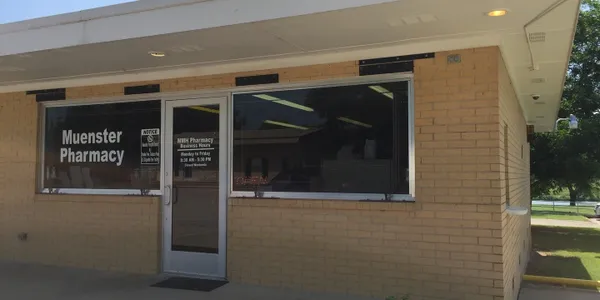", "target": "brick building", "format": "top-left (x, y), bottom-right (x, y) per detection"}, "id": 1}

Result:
top-left (0, 1), bottom-right (580, 300)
